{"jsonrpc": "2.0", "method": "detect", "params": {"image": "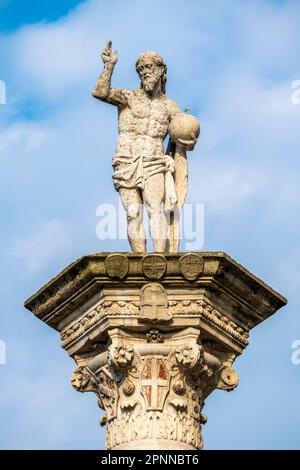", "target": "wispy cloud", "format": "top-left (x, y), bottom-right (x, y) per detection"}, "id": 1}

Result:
top-left (0, 354), bottom-right (104, 449)
top-left (10, 219), bottom-right (71, 277)
top-left (0, 121), bottom-right (49, 156)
